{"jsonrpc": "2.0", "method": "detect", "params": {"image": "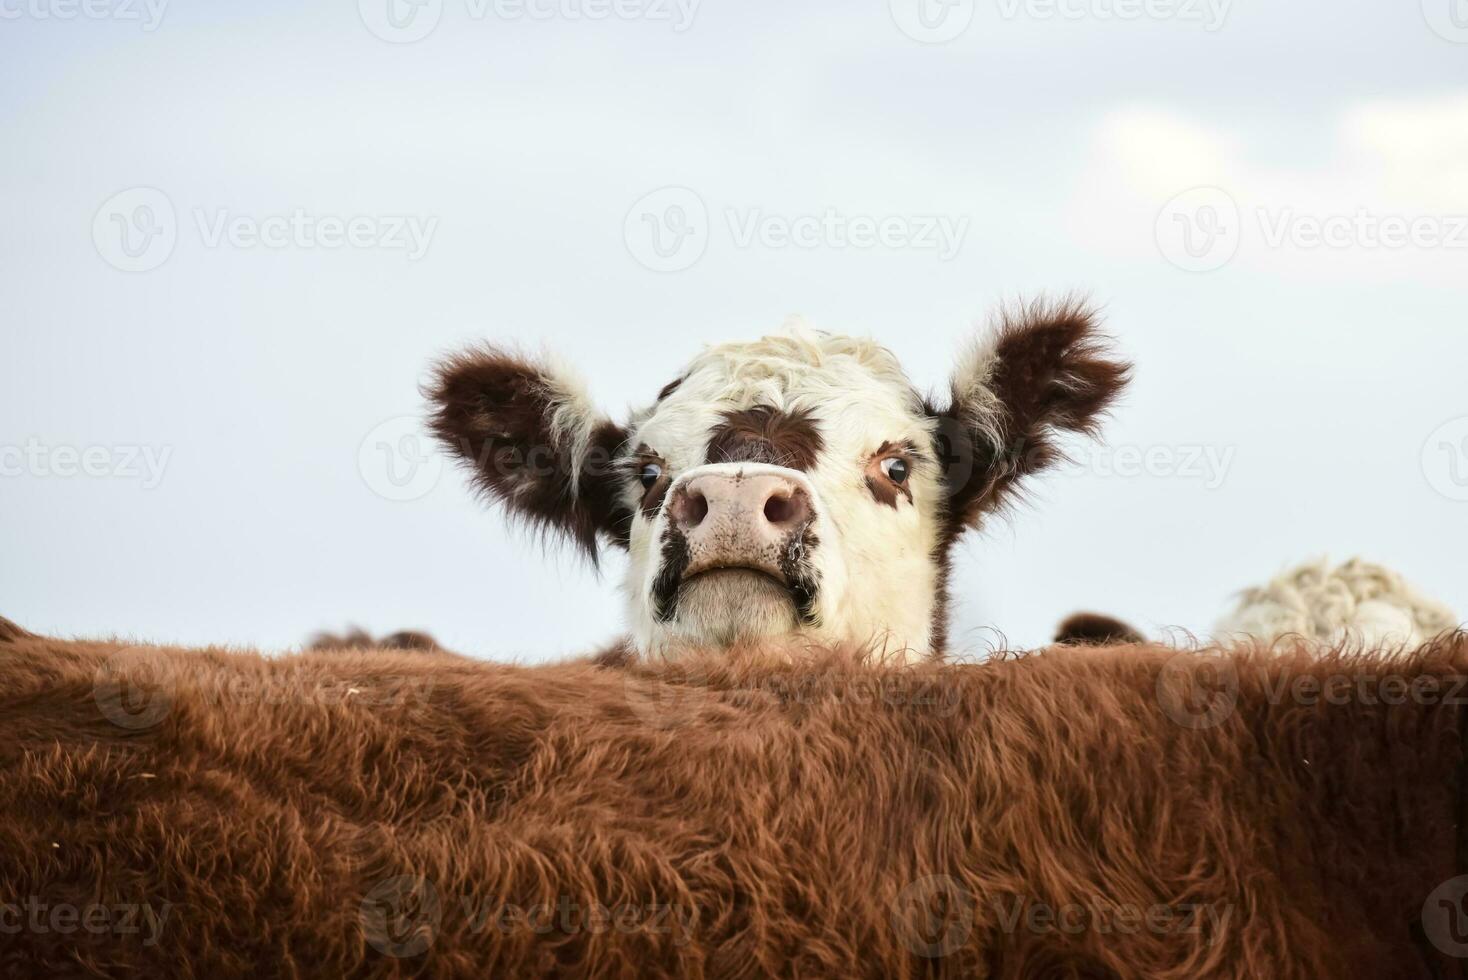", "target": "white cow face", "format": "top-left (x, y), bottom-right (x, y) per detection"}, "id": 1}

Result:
top-left (428, 301), bottom-right (1128, 660)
